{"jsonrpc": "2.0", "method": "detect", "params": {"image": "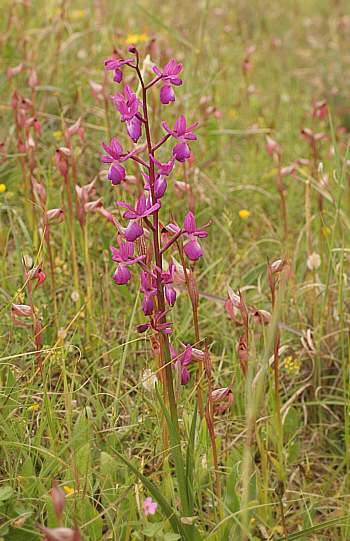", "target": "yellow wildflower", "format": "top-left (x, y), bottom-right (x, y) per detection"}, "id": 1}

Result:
top-left (238, 209), bottom-right (250, 220)
top-left (229, 108), bottom-right (237, 118)
top-left (0, 184), bottom-right (6, 193)
top-left (63, 486), bottom-right (75, 495)
top-left (53, 131), bottom-right (62, 141)
top-left (124, 33), bottom-right (149, 45)
top-left (28, 403), bottom-right (39, 411)
top-left (71, 9), bottom-right (85, 20)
